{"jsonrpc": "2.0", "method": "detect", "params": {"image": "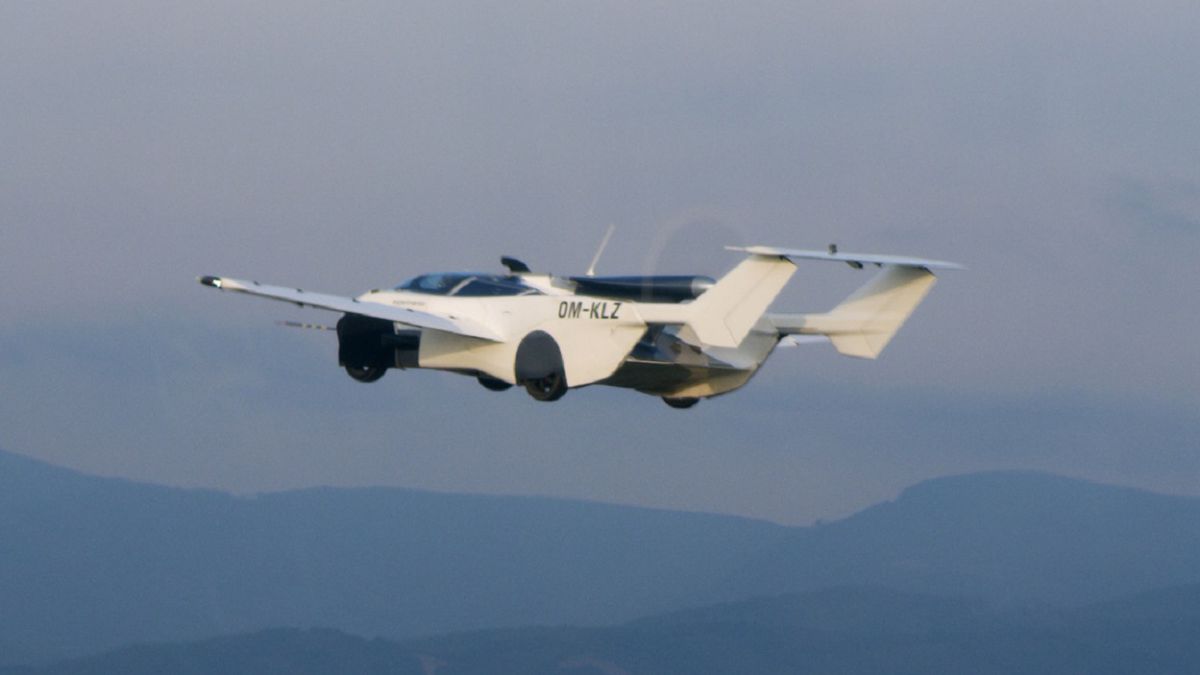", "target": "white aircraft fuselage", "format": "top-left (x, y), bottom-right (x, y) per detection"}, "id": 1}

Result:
top-left (200, 246), bottom-right (961, 407)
